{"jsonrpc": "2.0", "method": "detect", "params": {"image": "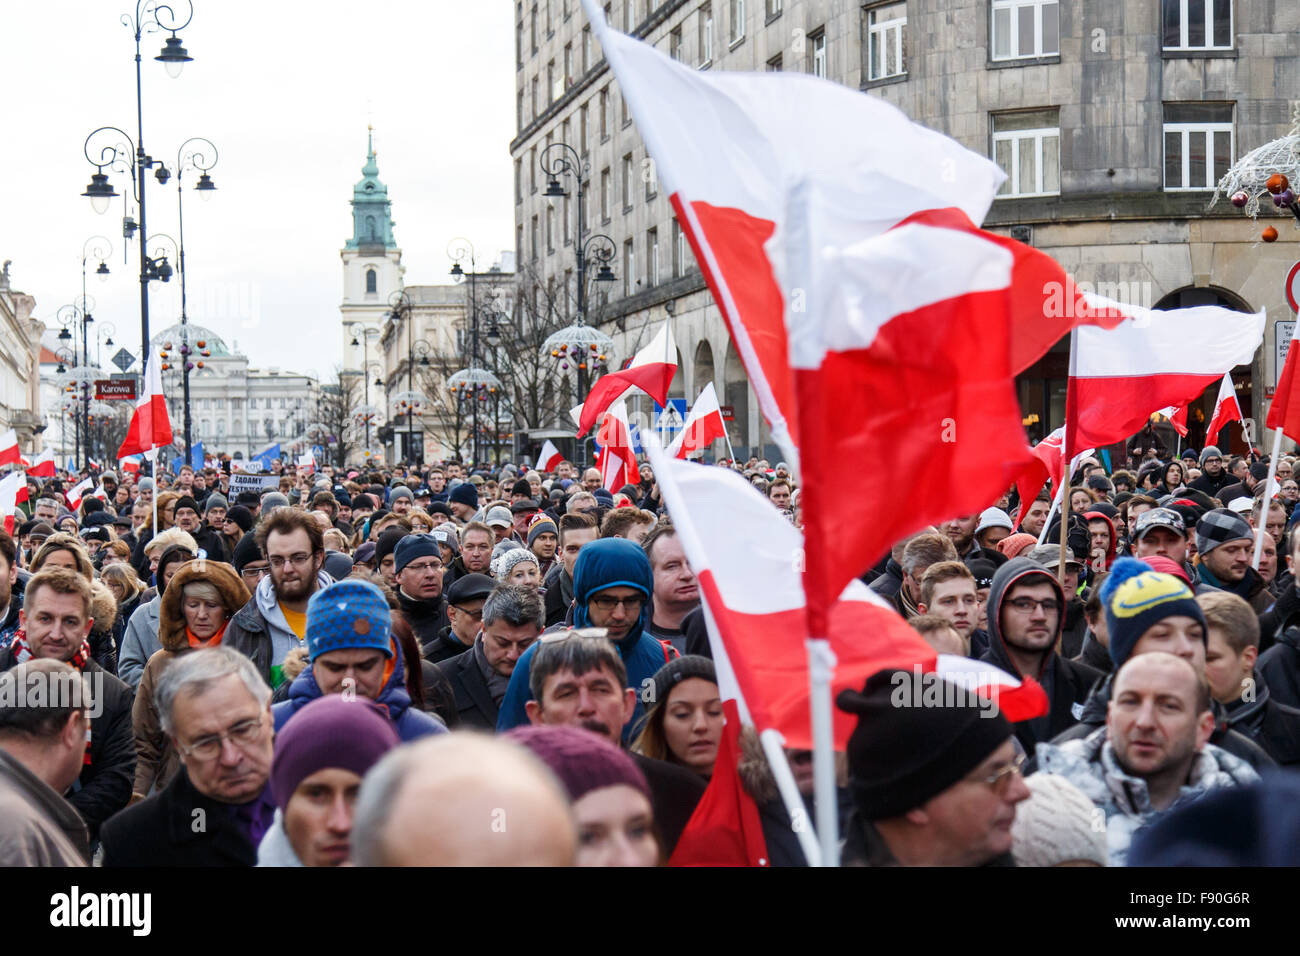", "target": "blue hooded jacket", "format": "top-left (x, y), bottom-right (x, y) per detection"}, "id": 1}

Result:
top-left (272, 633), bottom-right (446, 742)
top-left (495, 538), bottom-right (676, 739)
